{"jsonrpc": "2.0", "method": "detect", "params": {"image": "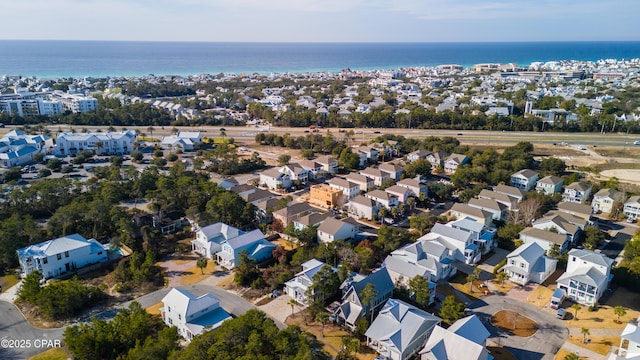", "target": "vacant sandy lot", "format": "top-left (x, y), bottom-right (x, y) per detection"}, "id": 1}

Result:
top-left (599, 169), bottom-right (640, 185)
